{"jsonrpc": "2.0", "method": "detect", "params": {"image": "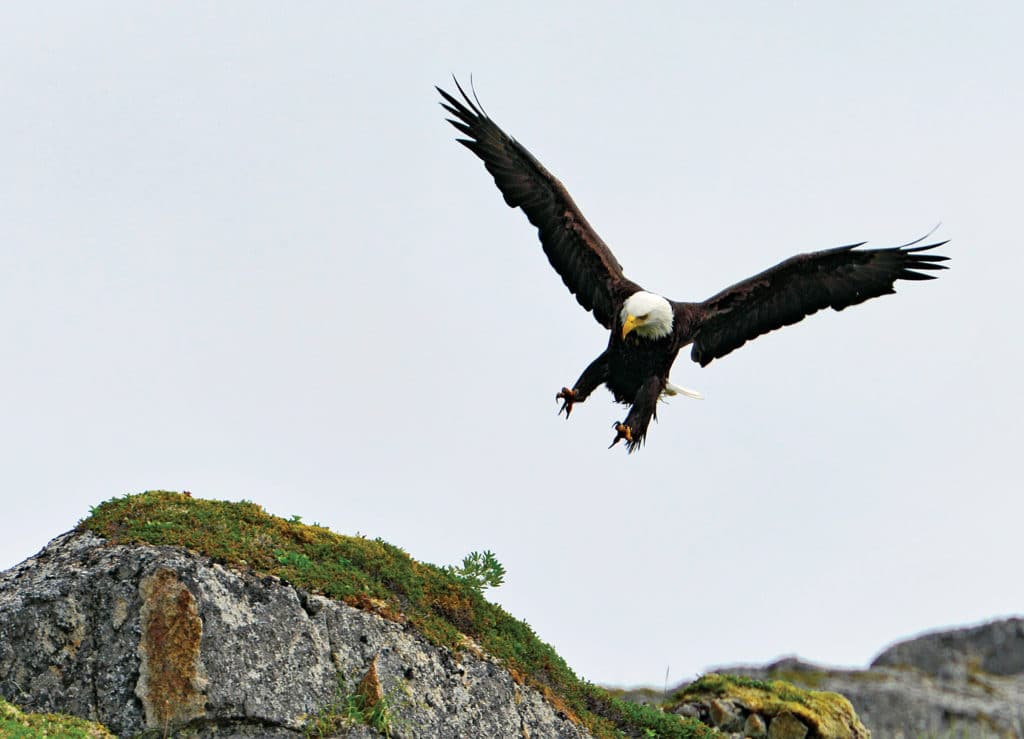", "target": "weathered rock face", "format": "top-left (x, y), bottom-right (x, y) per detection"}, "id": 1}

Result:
top-left (872, 618), bottom-right (1024, 678)
top-left (712, 618), bottom-right (1024, 739)
top-left (0, 531), bottom-right (592, 738)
